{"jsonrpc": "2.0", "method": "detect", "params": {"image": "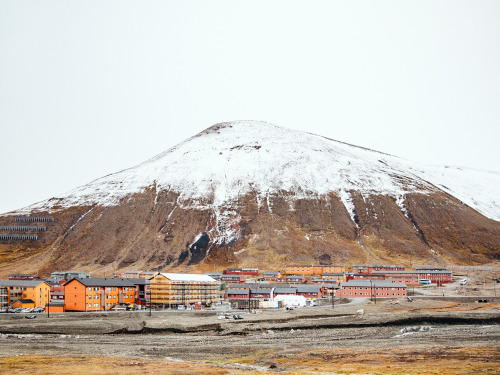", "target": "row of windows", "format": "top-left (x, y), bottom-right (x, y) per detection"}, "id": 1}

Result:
top-left (350, 286), bottom-right (404, 290)
top-left (85, 287), bottom-right (134, 291)
top-left (347, 292), bottom-right (403, 296)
